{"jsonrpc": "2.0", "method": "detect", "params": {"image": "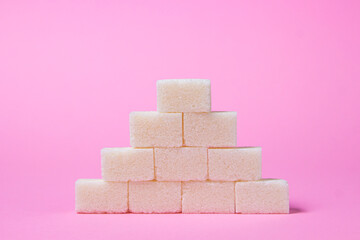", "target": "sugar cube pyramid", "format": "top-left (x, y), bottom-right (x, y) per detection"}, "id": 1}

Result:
top-left (75, 79), bottom-right (289, 214)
